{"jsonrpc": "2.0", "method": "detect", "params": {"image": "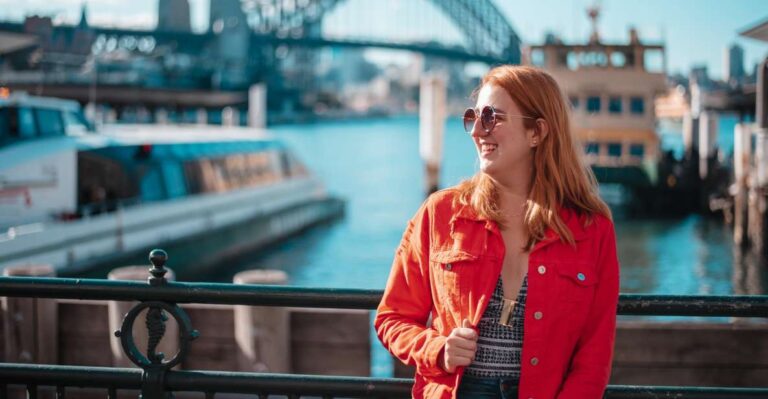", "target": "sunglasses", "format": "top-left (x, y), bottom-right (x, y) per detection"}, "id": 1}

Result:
top-left (463, 105), bottom-right (536, 134)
